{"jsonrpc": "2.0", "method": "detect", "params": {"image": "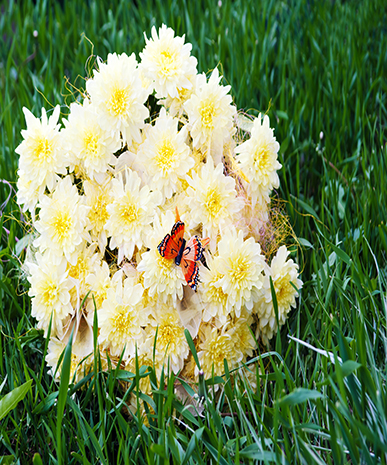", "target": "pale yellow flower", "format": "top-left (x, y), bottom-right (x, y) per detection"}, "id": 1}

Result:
top-left (83, 178), bottom-right (113, 254)
top-left (196, 324), bottom-right (243, 379)
top-left (86, 52), bottom-right (149, 146)
top-left (26, 253), bottom-right (74, 337)
top-left (140, 24), bottom-right (197, 99)
top-left (138, 108), bottom-right (194, 200)
top-left (216, 228), bottom-right (266, 315)
top-left (185, 158), bottom-right (244, 240)
top-left (254, 245), bottom-right (302, 343)
top-left (143, 304), bottom-right (189, 374)
top-left (63, 99), bottom-right (120, 182)
top-left (184, 68), bottom-right (236, 162)
top-left (15, 106), bottom-right (67, 211)
top-left (98, 277), bottom-right (146, 360)
top-left (34, 176), bottom-right (91, 265)
top-left (105, 168), bottom-right (162, 263)
top-left (235, 113), bottom-right (281, 205)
